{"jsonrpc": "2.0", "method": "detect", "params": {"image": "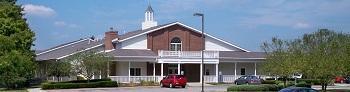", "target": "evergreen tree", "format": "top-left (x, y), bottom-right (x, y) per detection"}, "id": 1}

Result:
top-left (0, 0), bottom-right (36, 89)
